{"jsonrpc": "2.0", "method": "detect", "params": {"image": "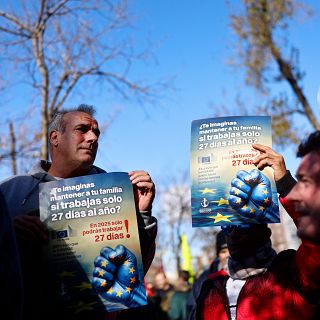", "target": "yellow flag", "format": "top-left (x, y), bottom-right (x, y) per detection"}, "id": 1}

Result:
top-left (180, 233), bottom-right (194, 282)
